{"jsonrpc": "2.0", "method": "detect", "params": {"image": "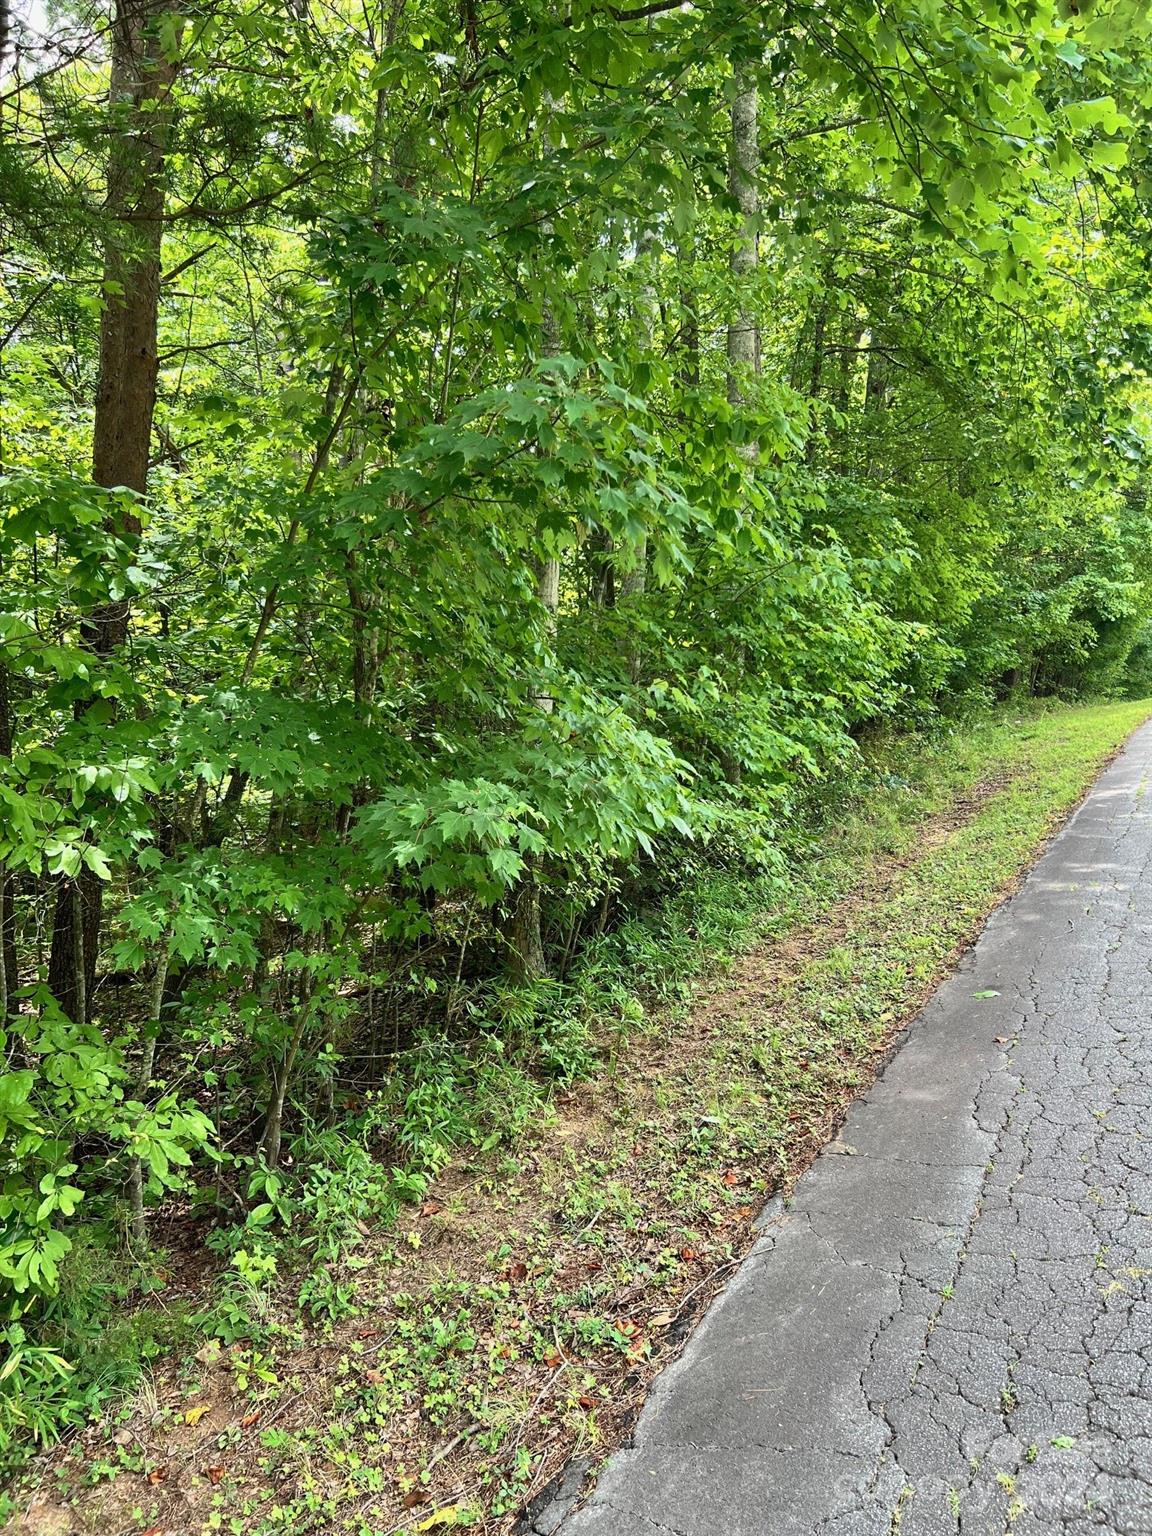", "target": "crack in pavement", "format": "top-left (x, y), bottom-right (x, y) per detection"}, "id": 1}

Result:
top-left (557, 723), bottom-right (1152, 1536)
